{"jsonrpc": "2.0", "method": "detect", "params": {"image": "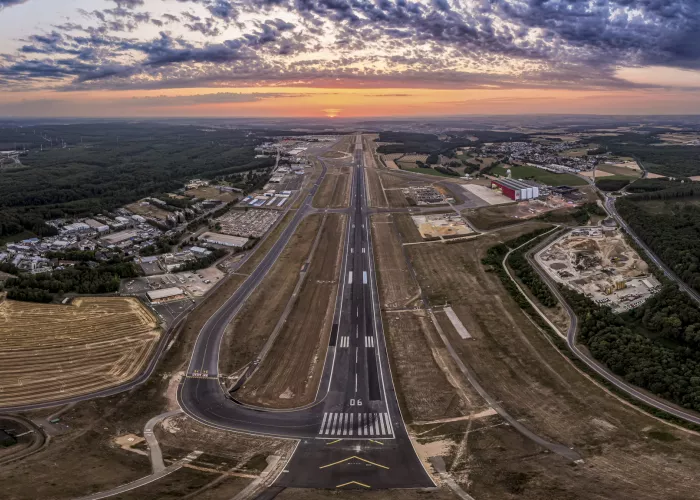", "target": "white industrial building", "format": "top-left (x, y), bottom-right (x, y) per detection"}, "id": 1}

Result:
top-left (147, 287), bottom-right (186, 302)
top-left (198, 232), bottom-right (249, 248)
